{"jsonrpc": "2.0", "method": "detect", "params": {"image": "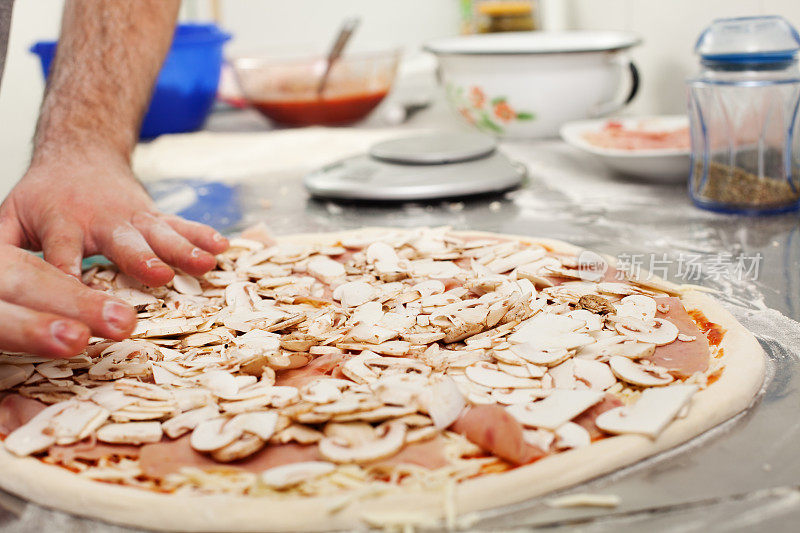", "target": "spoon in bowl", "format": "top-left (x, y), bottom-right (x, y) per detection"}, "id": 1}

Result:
top-left (317, 16), bottom-right (361, 97)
